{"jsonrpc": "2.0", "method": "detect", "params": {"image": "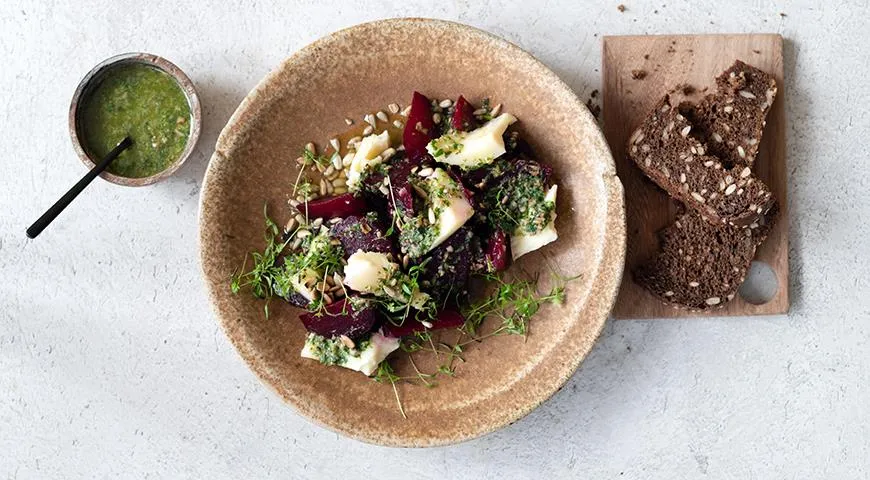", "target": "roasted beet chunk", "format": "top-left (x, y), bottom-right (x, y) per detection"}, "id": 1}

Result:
top-left (299, 297), bottom-right (377, 340)
top-left (381, 309), bottom-right (466, 337)
top-left (484, 229), bottom-right (510, 272)
top-left (295, 193), bottom-right (369, 220)
top-left (403, 91), bottom-right (438, 161)
top-left (483, 158), bottom-right (555, 233)
top-left (330, 214), bottom-right (393, 256)
top-left (360, 151), bottom-right (431, 217)
top-left (415, 227), bottom-right (475, 304)
top-left (451, 95), bottom-right (478, 131)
